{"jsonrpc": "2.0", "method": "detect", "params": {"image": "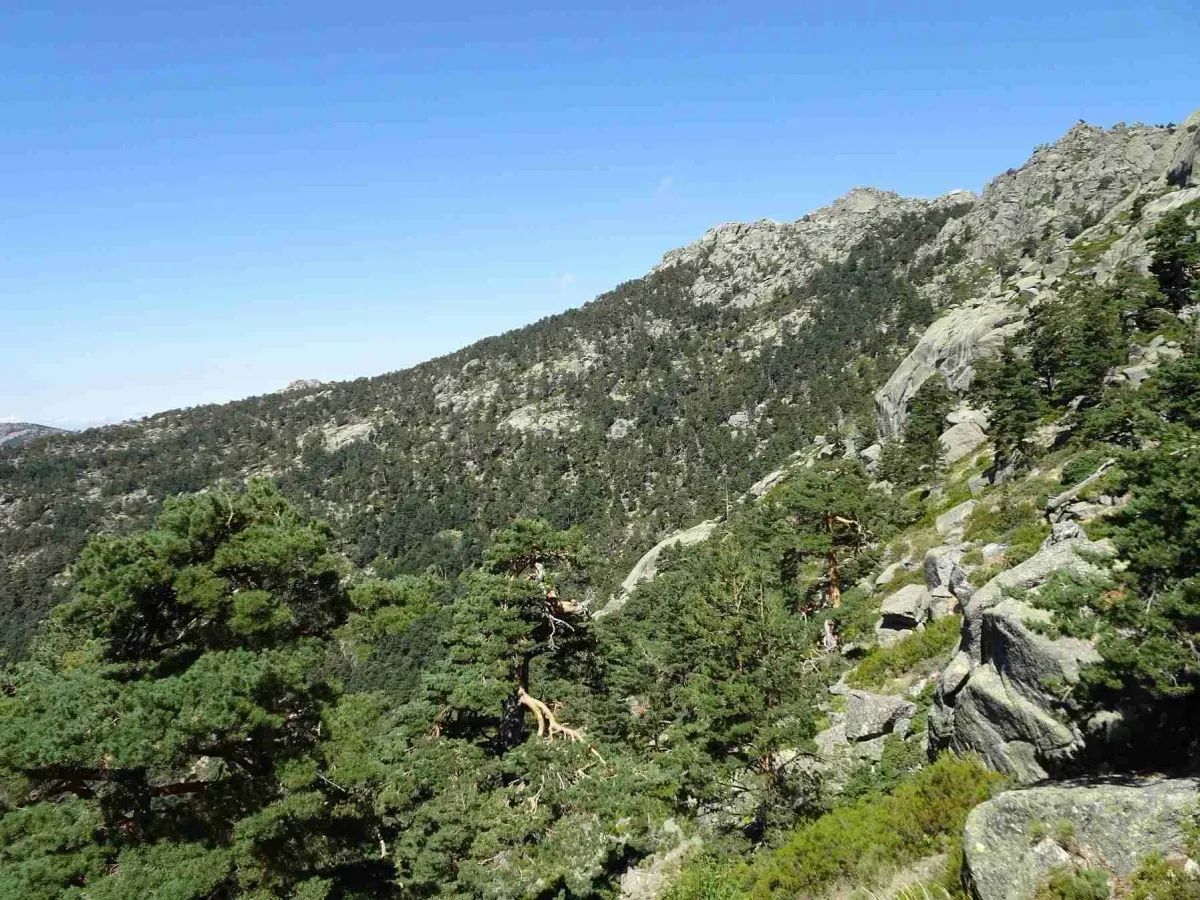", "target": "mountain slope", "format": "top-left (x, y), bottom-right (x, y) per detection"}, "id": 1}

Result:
top-left (0, 112), bottom-right (1193, 659)
top-left (0, 423), bottom-right (67, 449)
